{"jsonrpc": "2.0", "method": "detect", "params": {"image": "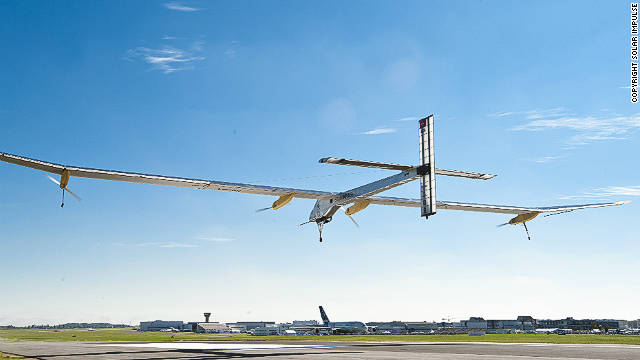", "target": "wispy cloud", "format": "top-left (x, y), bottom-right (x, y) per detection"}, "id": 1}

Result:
top-left (114, 242), bottom-right (198, 248)
top-left (164, 2), bottom-right (200, 12)
top-left (125, 45), bottom-right (204, 74)
top-left (360, 127), bottom-right (396, 135)
top-left (532, 155), bottom-right (565, 163)
top-left (161, 242), bottom-right (199, 248)
top-left (395, 116), bottom-right (420, 122)
top-left (195, 236), bottom-right (235, 242)
top-left (559, 186), bottom-right (640, 200)
top-left (490, 107), bottom-right (572, 119)
top-left (523, 108), bottom-right (572, 120)
top-left (508, 109), bottom-right (640, 145)
top-left (489, 111), bottom-right (516, 118)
